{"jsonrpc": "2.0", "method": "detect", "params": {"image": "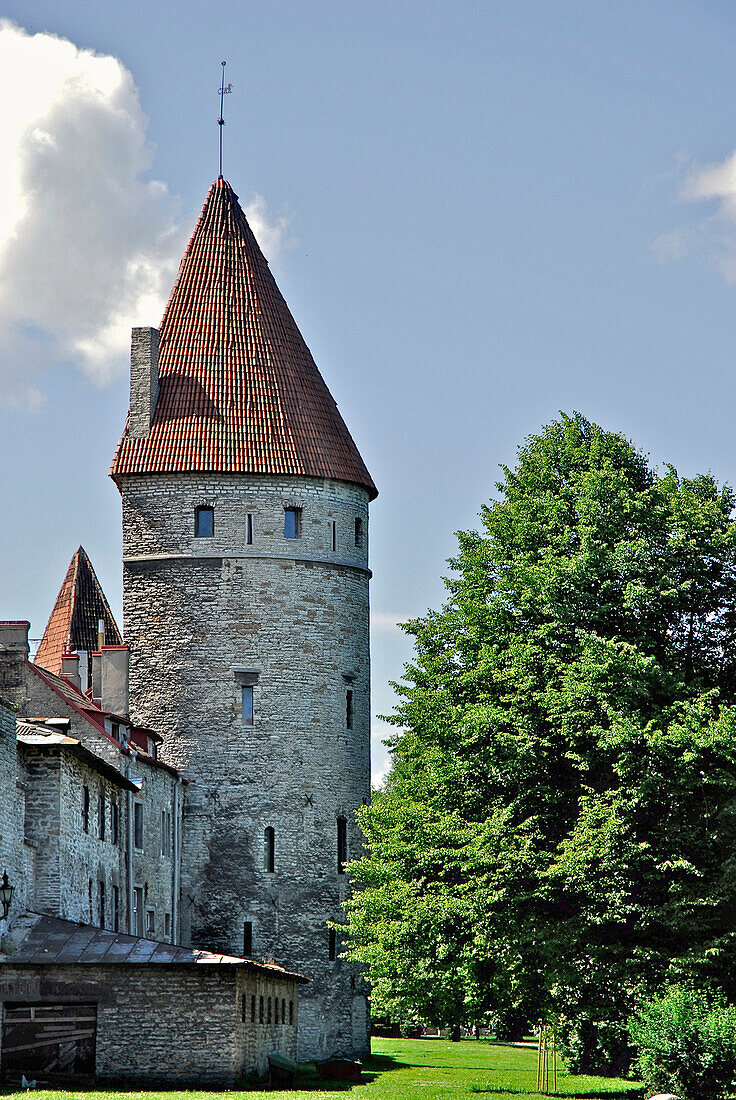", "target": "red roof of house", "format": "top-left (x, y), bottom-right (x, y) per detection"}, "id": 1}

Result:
top-left (110, 177), bottom-right (376, 498)
top-left (35, 547), bottom-right (122, 677)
